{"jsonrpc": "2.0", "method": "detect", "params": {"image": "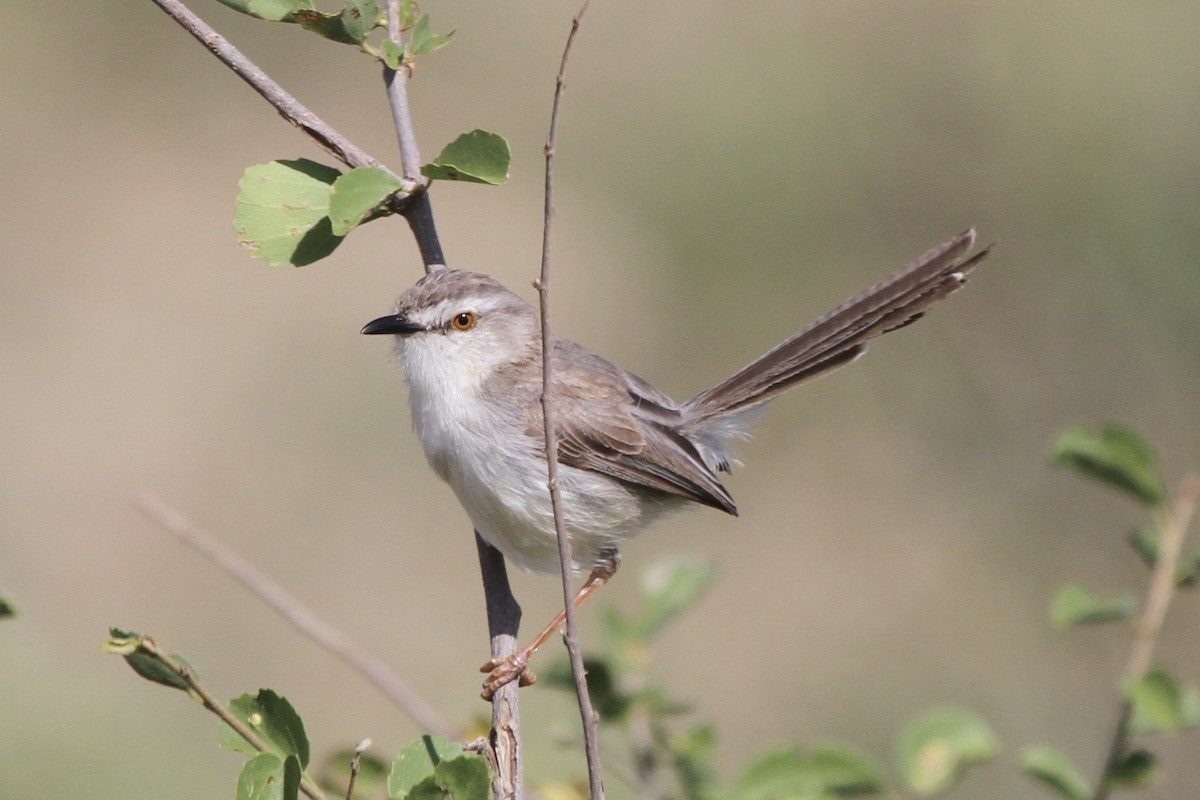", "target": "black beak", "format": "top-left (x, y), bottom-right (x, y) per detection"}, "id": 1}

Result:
top-left (361, 313), bottom-right (426, 336)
